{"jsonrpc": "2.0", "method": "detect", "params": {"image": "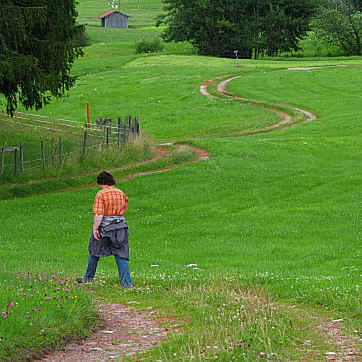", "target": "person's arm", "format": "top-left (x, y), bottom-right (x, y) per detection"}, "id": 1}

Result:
top-left (93, 214), bottom-right (104, 240)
